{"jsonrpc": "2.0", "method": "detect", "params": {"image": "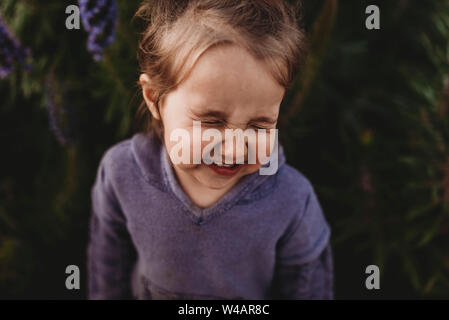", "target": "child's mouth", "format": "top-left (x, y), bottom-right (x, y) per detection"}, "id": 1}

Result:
top-left (207, 163), bottom-right (243, 176)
